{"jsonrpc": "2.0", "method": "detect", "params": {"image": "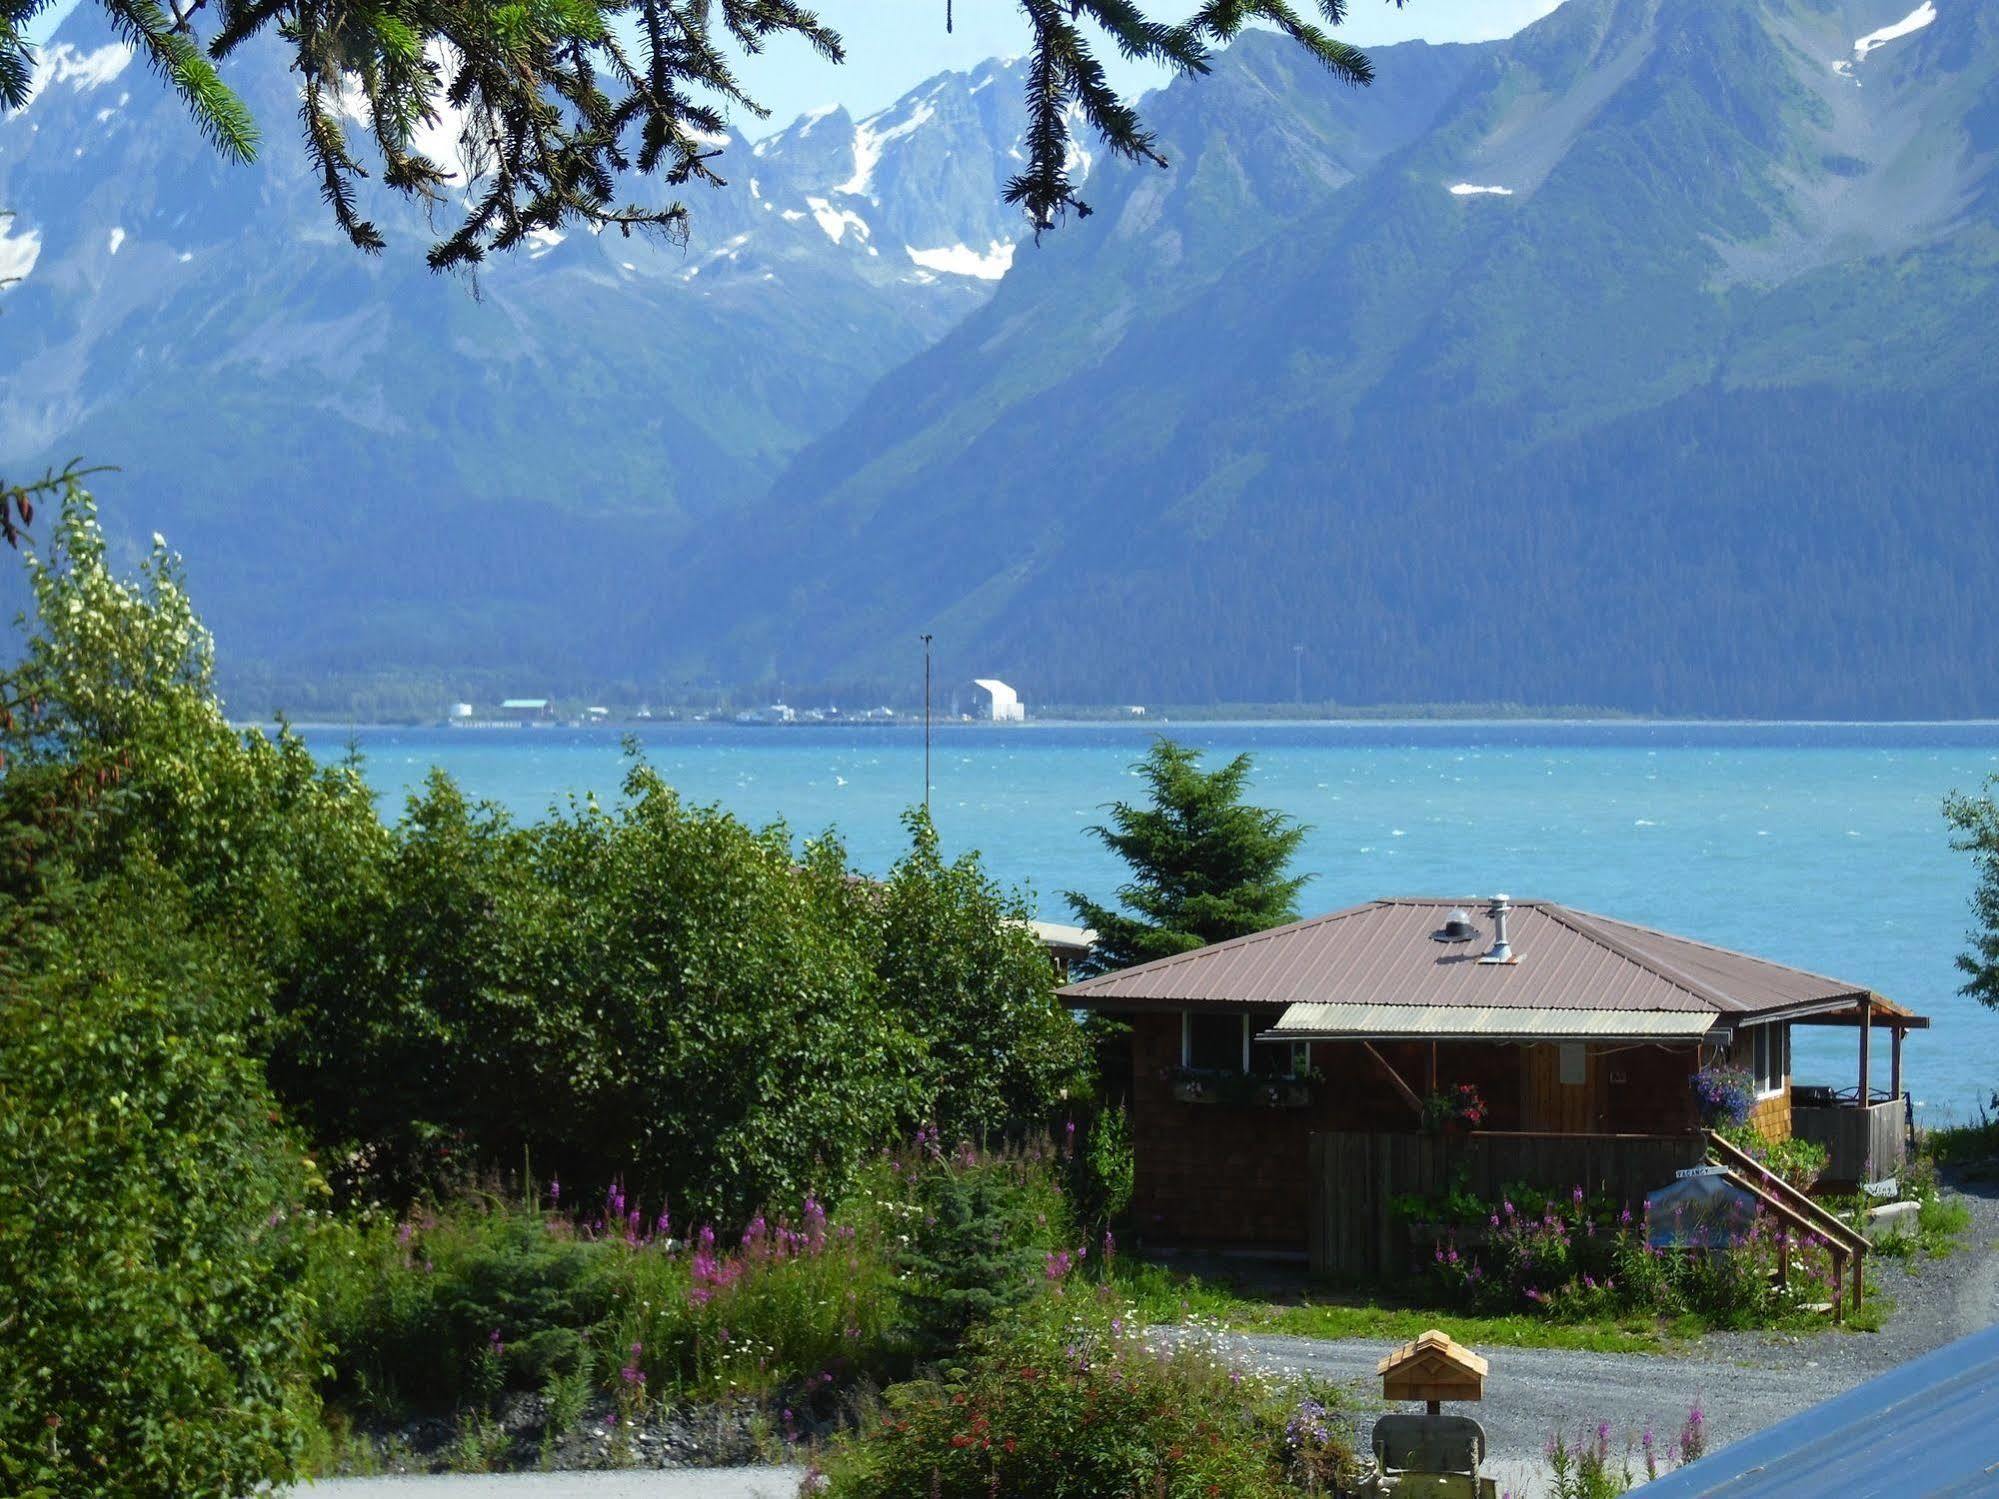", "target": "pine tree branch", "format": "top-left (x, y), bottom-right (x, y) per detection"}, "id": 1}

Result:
top-left (4, 0), bottom-right (1386, 260)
